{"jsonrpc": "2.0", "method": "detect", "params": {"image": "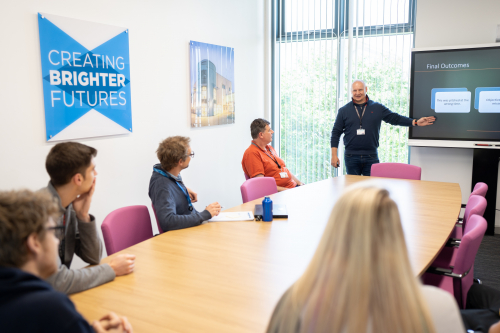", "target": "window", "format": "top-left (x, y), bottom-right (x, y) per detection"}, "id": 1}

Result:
top-left (273, 0), bottom-right (415, 182)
